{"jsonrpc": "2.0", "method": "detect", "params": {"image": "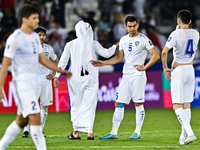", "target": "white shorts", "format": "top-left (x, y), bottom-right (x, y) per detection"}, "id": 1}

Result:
top-left (116, 72), bottom-right (147, 104)
top-left (14, 82), bottom-right (40, 118)
top-left (37, 81), bottom-right (53, 106)
top-left (171, 65), bottom-right (195, 104)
